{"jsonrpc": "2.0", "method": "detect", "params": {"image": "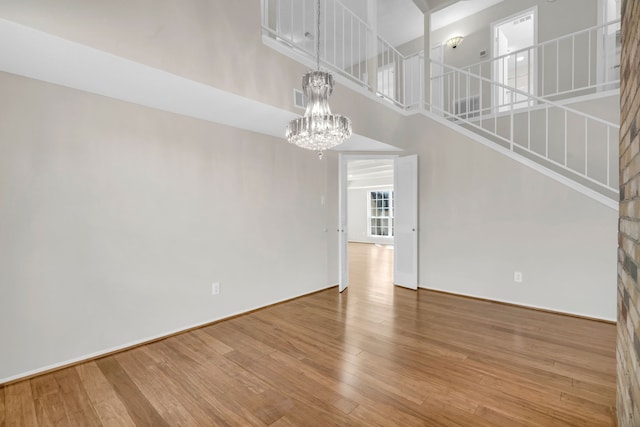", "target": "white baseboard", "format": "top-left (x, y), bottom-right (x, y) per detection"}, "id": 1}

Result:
top-left (0, 283), bottom-right (337, 385)
top-left (419, 285), bottom-right (616, 323)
